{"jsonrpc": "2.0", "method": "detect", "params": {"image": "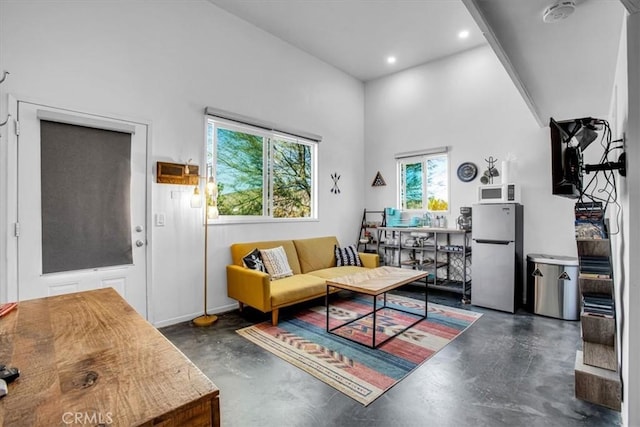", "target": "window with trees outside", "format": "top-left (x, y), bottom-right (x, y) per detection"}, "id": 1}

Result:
top-left (206, 118), bottom-right (317, 222)
top-left (397, 152), bottom-right (449, 212)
